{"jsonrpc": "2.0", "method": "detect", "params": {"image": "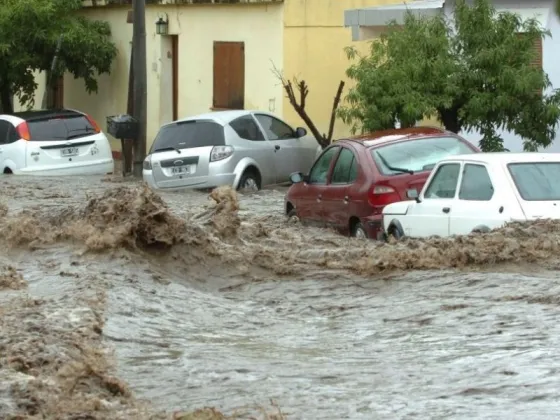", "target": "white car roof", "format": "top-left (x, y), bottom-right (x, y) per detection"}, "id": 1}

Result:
top-left (168, 110), bottom-right (277, 127)
top-left (439, 152), bottom-right (560, 165)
